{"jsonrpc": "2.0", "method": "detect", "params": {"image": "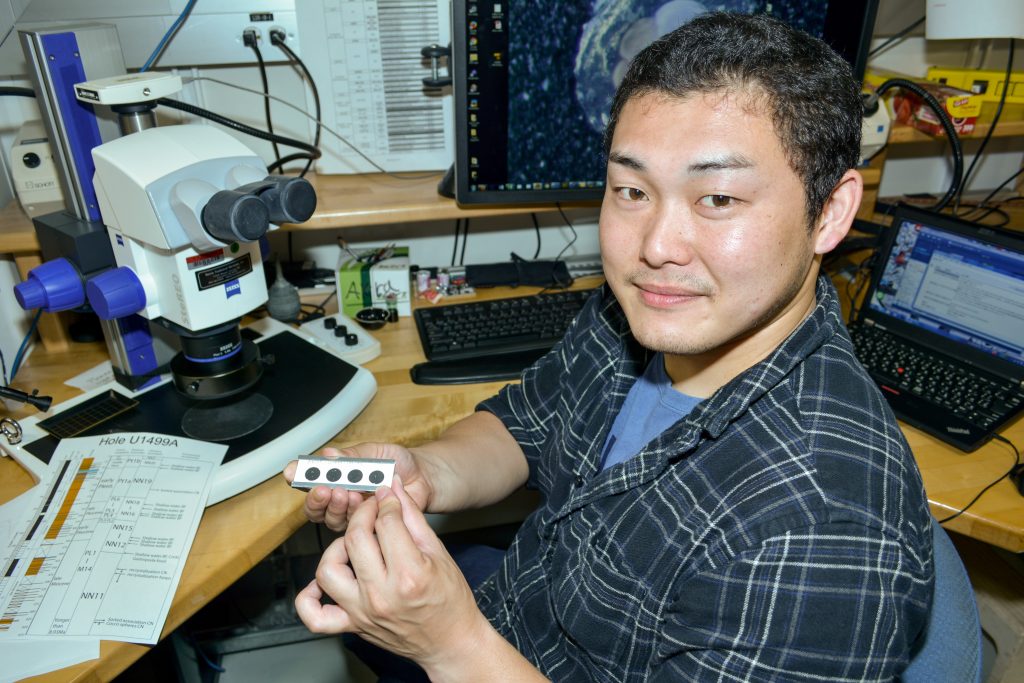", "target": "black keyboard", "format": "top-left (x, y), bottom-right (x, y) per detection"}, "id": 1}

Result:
top-left (850, 324), bottom-right (1023, 446)
top-left (411, 289), bottom-right (596, 384)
